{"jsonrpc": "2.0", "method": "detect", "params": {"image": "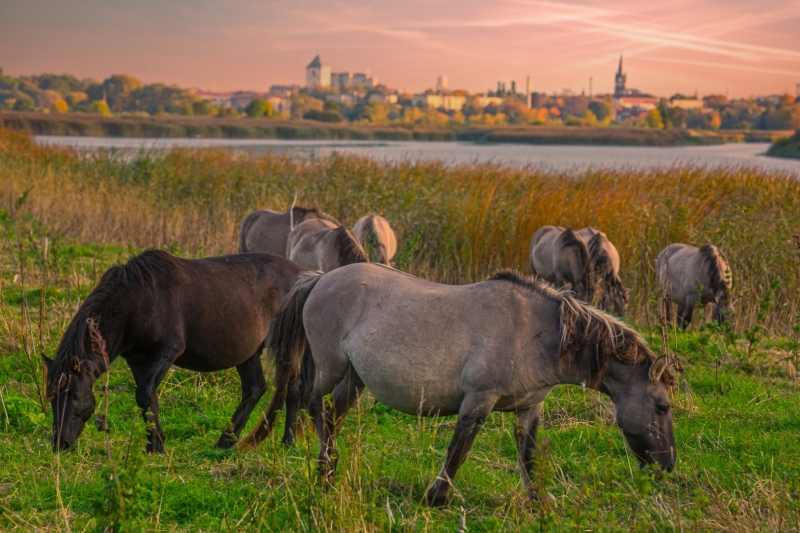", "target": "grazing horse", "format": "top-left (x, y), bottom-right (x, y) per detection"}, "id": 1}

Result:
top-left (286, 219), bottom-right (368, 272)
top-left (240, 264), bottom-right (676, 508)
top-left (657, 243), bottom-right (737, 329)
top-left (530, 225), bottom-right (594, 302)
top-left (353, 214), bottom-right (397, 265)
top-left (239, 206), bottom-right (340, 256)
top-left (43, 250), bottom-right (302, 452)
top-left (577, 227), bottom-right (630, 316)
